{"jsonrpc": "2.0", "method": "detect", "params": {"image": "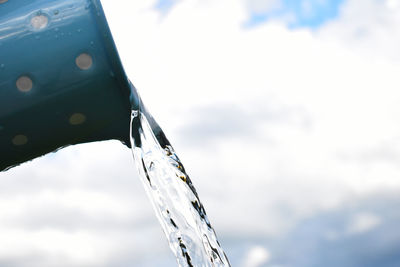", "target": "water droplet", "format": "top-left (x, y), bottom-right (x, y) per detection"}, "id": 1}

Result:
top-left (54, 27), bottom-right (59, 32)
top-left (132, 110), bottom-right (139, 118)
top-left (77, 29), bottom-right (82, 33)
top-left (35, 35), bottom-right (40, 40)
top-left (0, 64), bottom-right (4, 69)
top-left (54, 10), bottom-right (59, 15)
top-left (90, 41), bottom-right (94, 46)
